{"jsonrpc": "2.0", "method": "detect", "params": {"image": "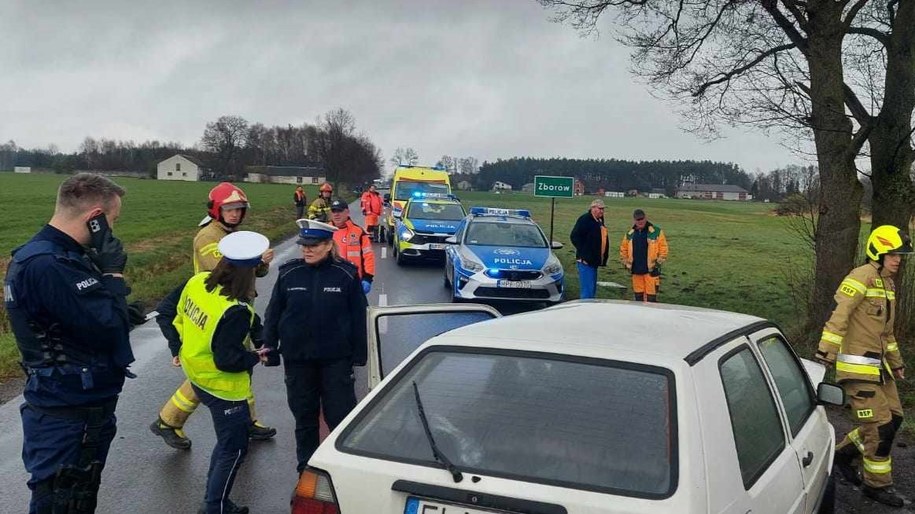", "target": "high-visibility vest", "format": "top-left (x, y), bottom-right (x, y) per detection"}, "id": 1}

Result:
top-left (175, 272), bottom-right (254, 401)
